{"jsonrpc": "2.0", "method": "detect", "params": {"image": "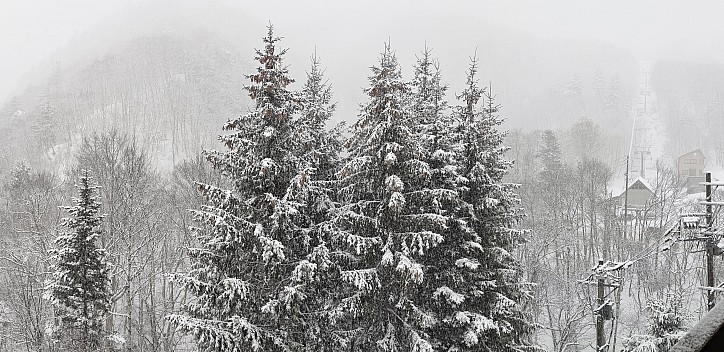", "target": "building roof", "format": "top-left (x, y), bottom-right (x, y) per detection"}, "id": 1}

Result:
top-left (671, 301), bottom-right (724, 351)
top-left (616, 177), bottom-right (654, 199)
top-left (679, 149), bottom-right (705, 160)
top-left (634, 177), bottom-right (653, 192)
